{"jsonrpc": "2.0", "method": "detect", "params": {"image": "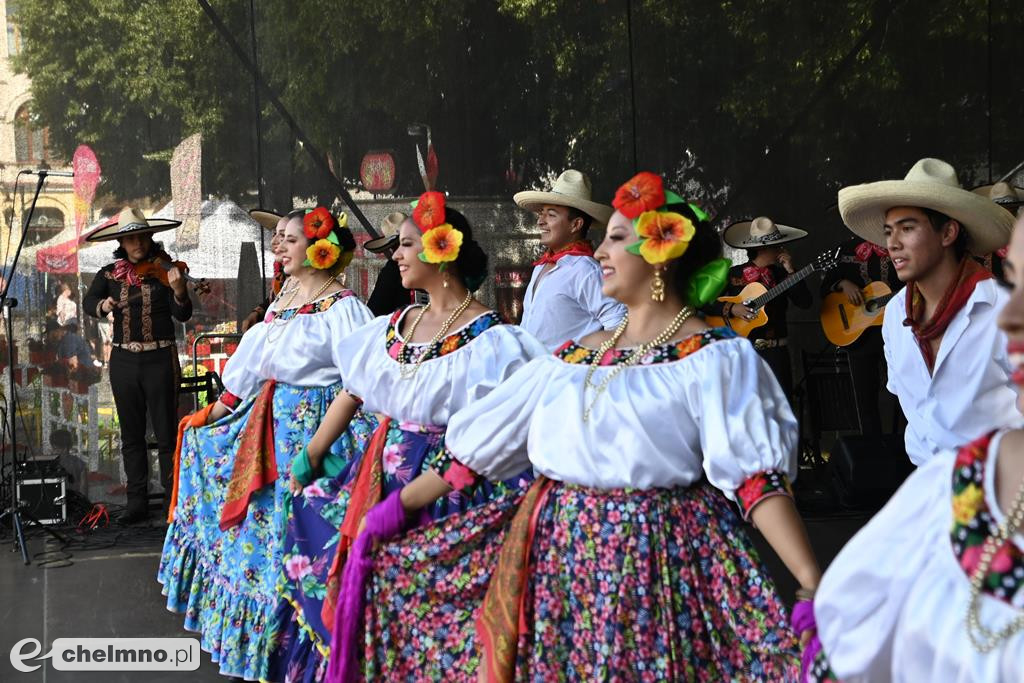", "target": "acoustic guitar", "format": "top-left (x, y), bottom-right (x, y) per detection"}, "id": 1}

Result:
top-left (820, 281), bottom-right (896, 346)
top-left (704, 247), bottom-right (840, 338)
